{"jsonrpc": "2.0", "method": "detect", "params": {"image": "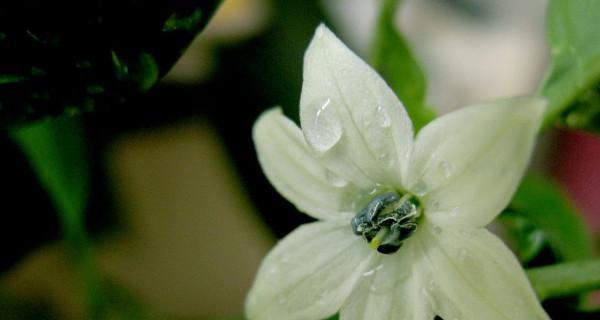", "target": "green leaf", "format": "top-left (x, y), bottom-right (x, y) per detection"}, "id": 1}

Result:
top-left (11, 116), bottom-right (89, 224)
top-left (527, 259), bottom-right (600, 301)
top-left (11, 116), bottom-right (103, 317)
top-left (497, 210), bottom-right (547, 264)
top-left (509, 175), bottom-right (593, 262)
top-left (162, 8), bottom-right (204, 32)
top-left (540, 0), bottom-right (600, 129)
top-left (370, 0), bottom-right (436, 131)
